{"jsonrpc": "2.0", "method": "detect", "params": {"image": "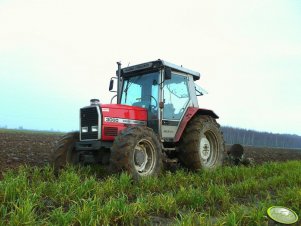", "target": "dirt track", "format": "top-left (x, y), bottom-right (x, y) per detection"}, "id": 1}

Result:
top-left (0, 131), bottom-right (301, 178)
